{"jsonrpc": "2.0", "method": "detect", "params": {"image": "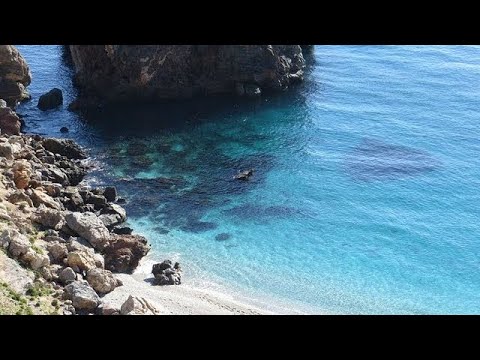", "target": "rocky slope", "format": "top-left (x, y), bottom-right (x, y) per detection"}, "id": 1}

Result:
top-left (0, 133), bottom-right (153, 314)
top-left (69, 45), bottom-right (307, 104)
